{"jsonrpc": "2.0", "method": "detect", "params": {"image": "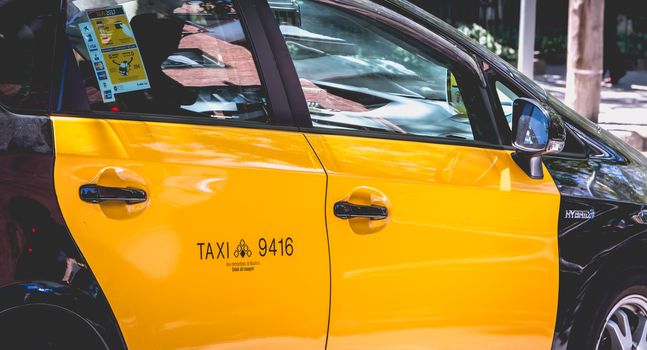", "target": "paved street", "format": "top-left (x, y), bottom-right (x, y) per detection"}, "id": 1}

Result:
top-left (535, 65), bottom-right (647, 152)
